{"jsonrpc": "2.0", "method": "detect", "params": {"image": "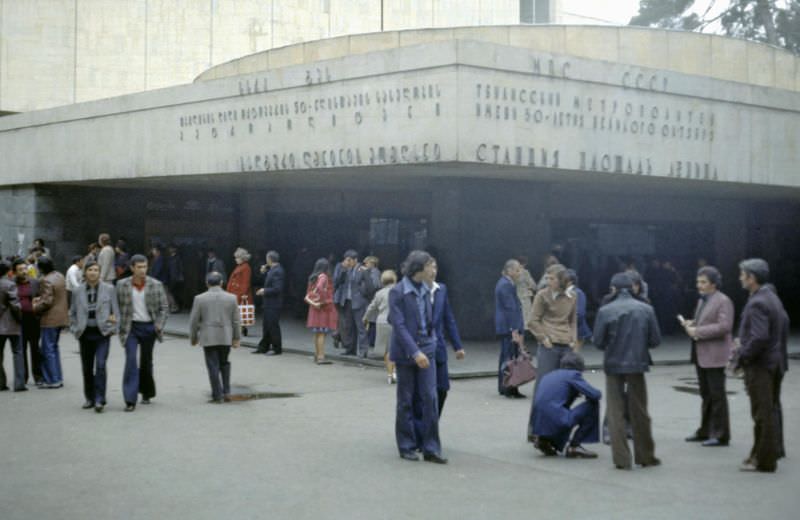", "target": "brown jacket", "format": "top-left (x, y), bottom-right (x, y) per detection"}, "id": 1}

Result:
top-left (528, 289), bottom-right (577, 345)
top-left (34, 271), bottom-right (69, 328)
